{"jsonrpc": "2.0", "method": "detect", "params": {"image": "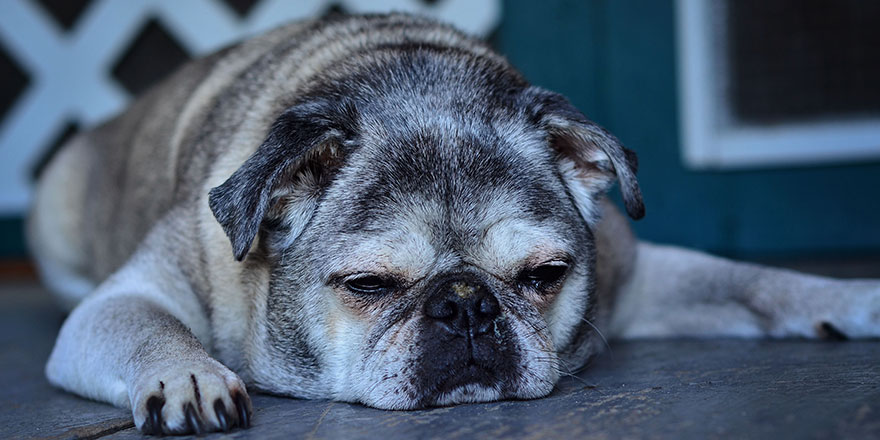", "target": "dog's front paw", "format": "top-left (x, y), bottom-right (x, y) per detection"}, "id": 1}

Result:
top-left (130, 357), bottom-right (252, 435)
